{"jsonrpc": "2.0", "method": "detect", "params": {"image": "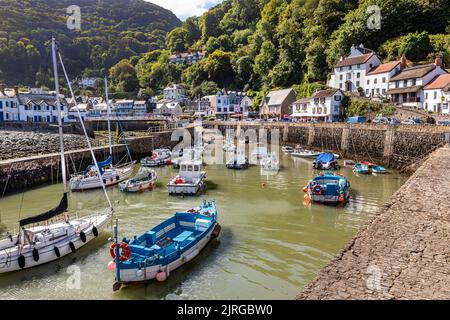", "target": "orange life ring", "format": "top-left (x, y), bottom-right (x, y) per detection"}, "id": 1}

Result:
top-left (312, 185), bottom-right (324, 196)
top-left (110, 242), bottom-right (131, 262)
